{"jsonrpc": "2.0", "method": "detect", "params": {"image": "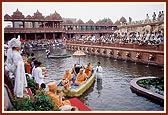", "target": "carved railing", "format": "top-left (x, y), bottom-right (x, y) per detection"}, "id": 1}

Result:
top-left (65, 29), bottom-right (115, 33)
top-left (66, 41), bottom-right (164, 52)
top-left (4, 27), bottom-right (63, 33)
